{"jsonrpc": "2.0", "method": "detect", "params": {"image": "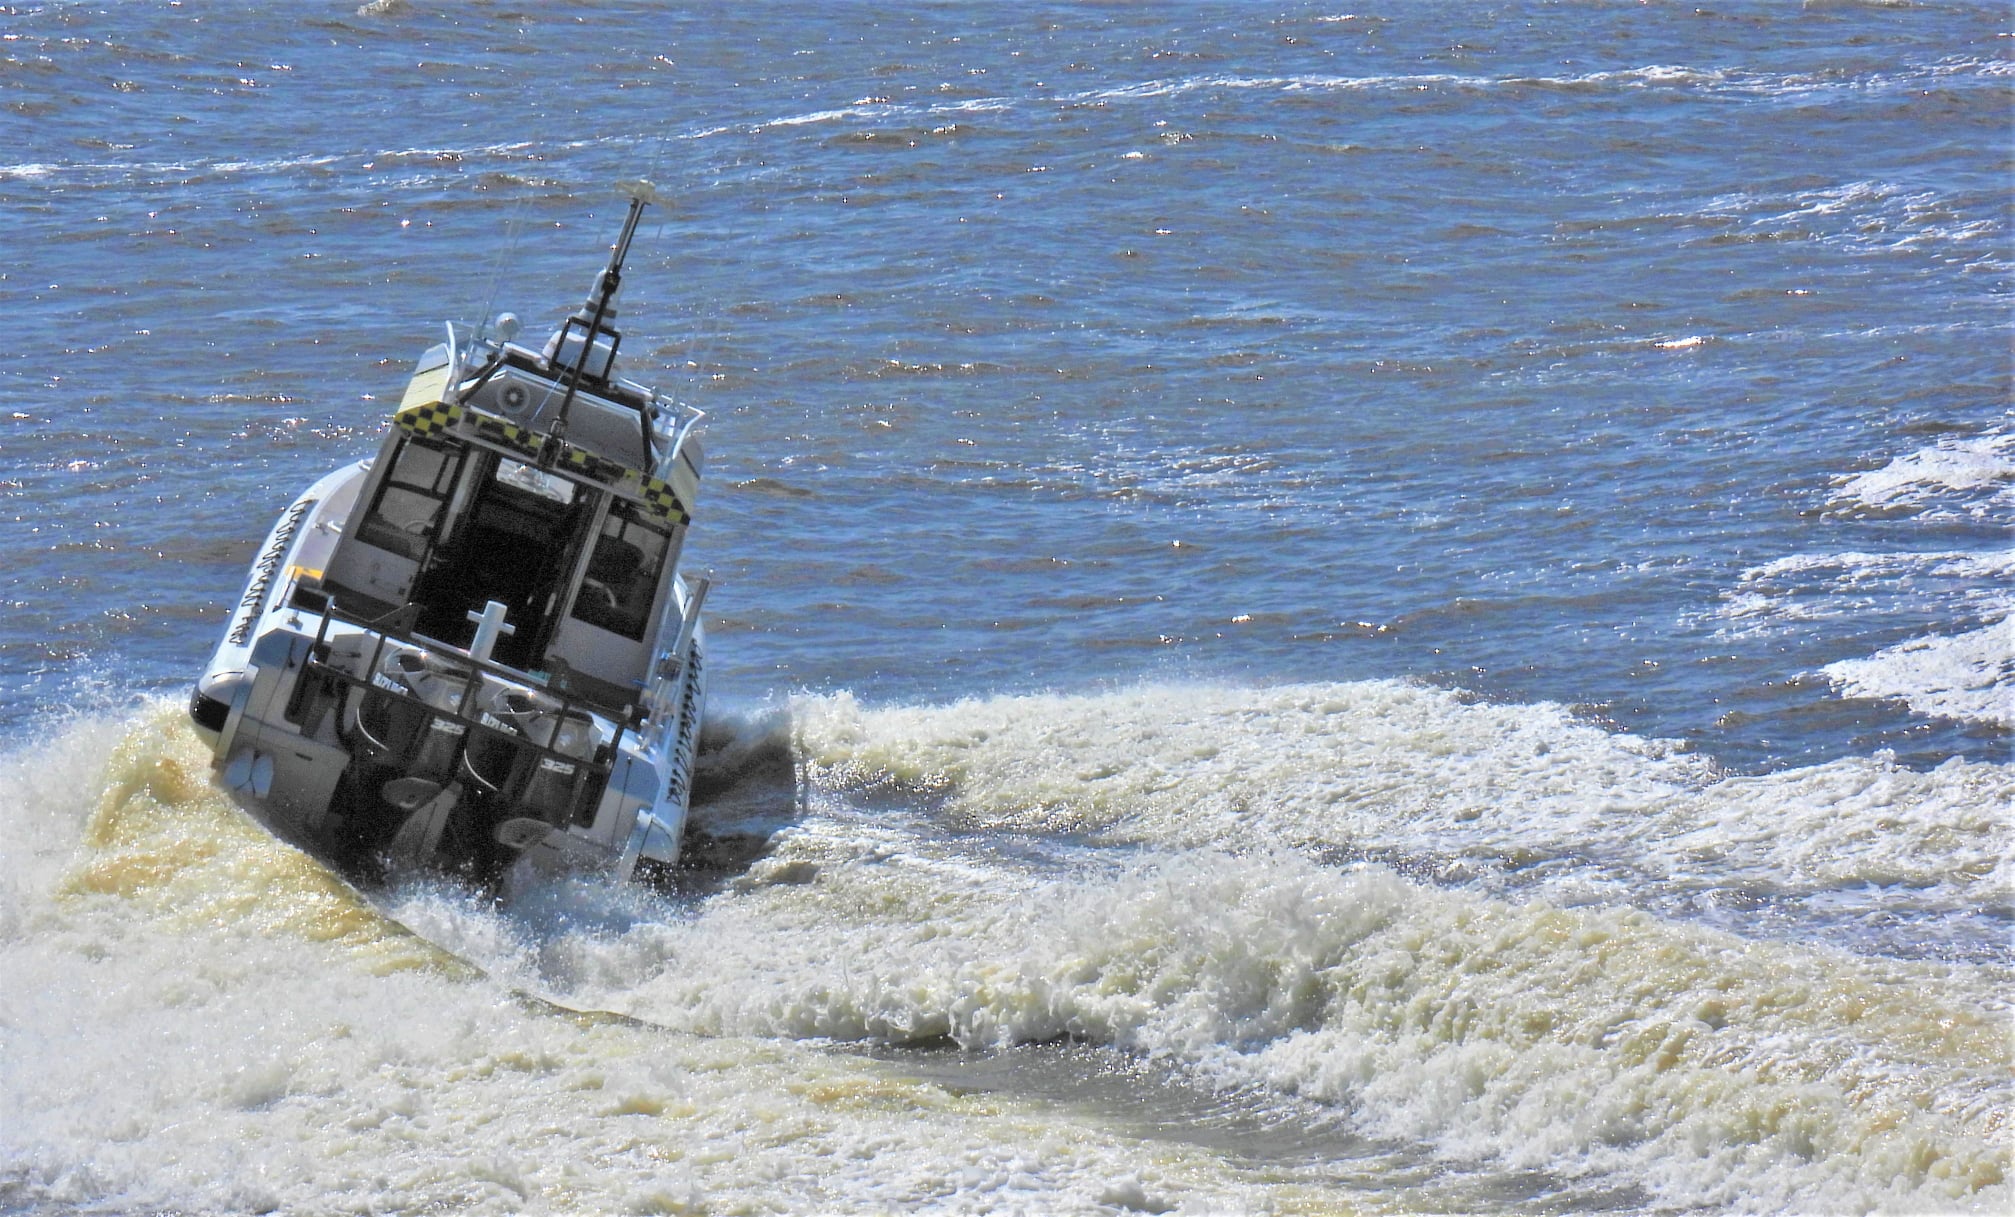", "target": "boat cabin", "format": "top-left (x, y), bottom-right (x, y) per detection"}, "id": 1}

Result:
top-left (317, 332), bottom-right (701, 718)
